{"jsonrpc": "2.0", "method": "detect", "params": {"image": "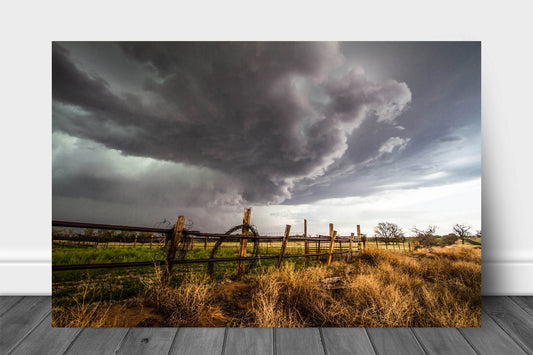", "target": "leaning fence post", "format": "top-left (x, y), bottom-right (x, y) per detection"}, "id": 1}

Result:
top-left (357, 225), bottom-right (362, 249)
top-left (277, 225), bottom-right (291, 268)
top-left (327, 230), bottom-right (337, 266)
top-left (161, 215), bottom-right (185, 287)
top-left (304, 219), bottom-right (309, 257)
top-left (237, 208), bottom-right (252, 277)
top-left (347, 232), bottom-right (354, 262)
